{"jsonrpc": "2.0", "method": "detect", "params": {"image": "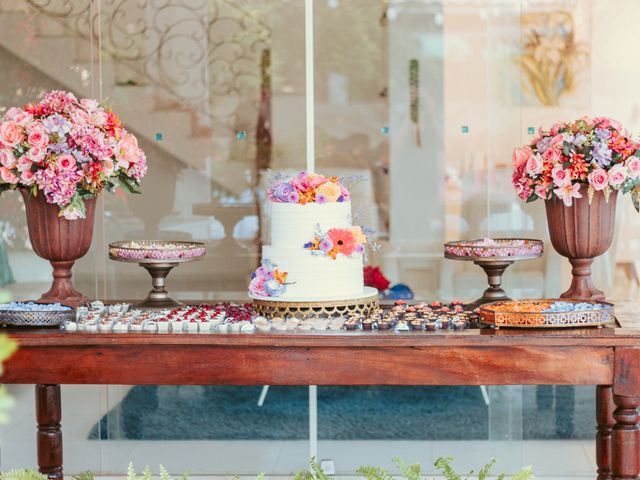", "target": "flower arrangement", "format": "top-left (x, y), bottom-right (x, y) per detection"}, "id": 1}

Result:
top-left (304, 224), bottom-right (368, 259)
top-left (0, 90), bottom-right (147, 219)
top-left (249, 258), bottom-right (290, 298)
top-left (267, 171), bottom-right (350, 204)
top-left (364, 265), bottom-right (390, 291)
top-left (513, 116), bottom-right (640, 209)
